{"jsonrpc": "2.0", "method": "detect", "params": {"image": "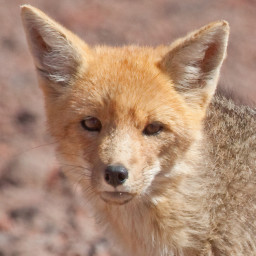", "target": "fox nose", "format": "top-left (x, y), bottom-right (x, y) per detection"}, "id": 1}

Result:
top-left (104, 165), bottom-right (128, 187)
